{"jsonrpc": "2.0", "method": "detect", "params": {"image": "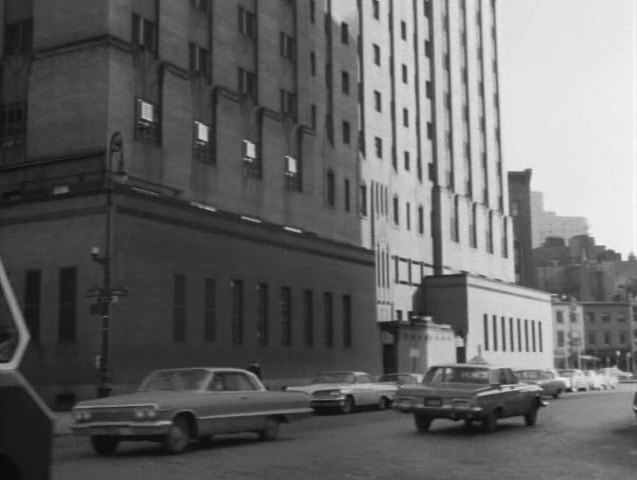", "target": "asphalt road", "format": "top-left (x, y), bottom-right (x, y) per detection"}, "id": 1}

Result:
top-left (52, 385), bottom-right (637, 480)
